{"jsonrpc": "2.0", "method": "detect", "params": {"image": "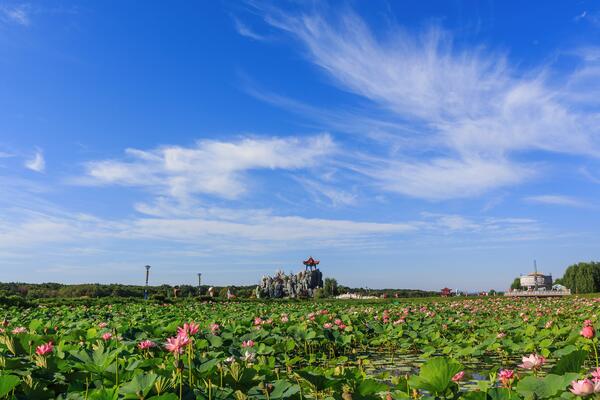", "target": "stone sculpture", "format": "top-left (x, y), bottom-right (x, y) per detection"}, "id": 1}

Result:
top-left (256, 268), bottom-right (323, 299)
